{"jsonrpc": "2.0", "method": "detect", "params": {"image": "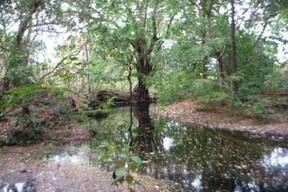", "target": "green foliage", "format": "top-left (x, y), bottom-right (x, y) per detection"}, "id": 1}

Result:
top-left (55, 105), bottom-right (79, 121)
top-left (154, 70), bottom-right (196, 104)
top-left (155, 70), bottom-right (231, 104)
top-left (237, 34), bottom-right (275, 96)
top-left (0, 83), bottom-right (43, 111)
top-left (246, 98), bottom-right (273, 123)
top-left (90, 139), bottom-right (142, 190)
top-left (237, 96), bottom-right (288, 122)
top-left (112, 154), bottom-right (143, 189)
top-left (0, 0), bottom-right (287, 134)
top-left (263, 70), bottom-right (288, 93)
top-left (5, 49), bottom-right (34, 86)
top-left (190, 79), bottom-right (231, 103)
top-left (0, 83), bottom-right (68, 112)
top-left (54, 105), bottom-right (109, 124)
